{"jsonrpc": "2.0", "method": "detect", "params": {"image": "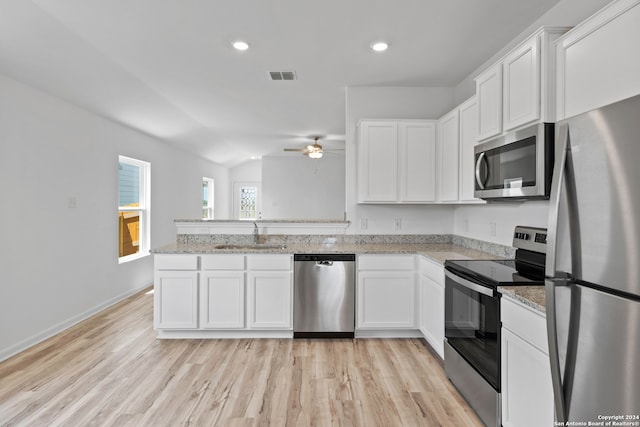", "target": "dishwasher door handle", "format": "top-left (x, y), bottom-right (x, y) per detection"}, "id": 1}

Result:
top-left (316, 260), bottom-right (333, 266)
